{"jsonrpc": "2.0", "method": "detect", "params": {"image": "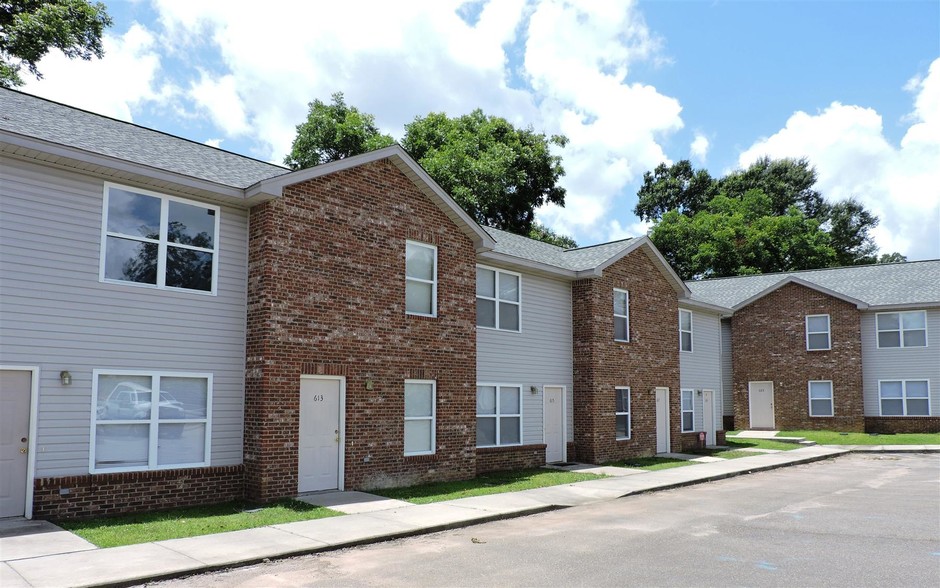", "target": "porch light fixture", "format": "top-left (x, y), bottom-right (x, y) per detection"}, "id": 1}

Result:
top-left (60, 370), bottom-right (72, 385)
top-left (530, 385), bottom-right (538, 394)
